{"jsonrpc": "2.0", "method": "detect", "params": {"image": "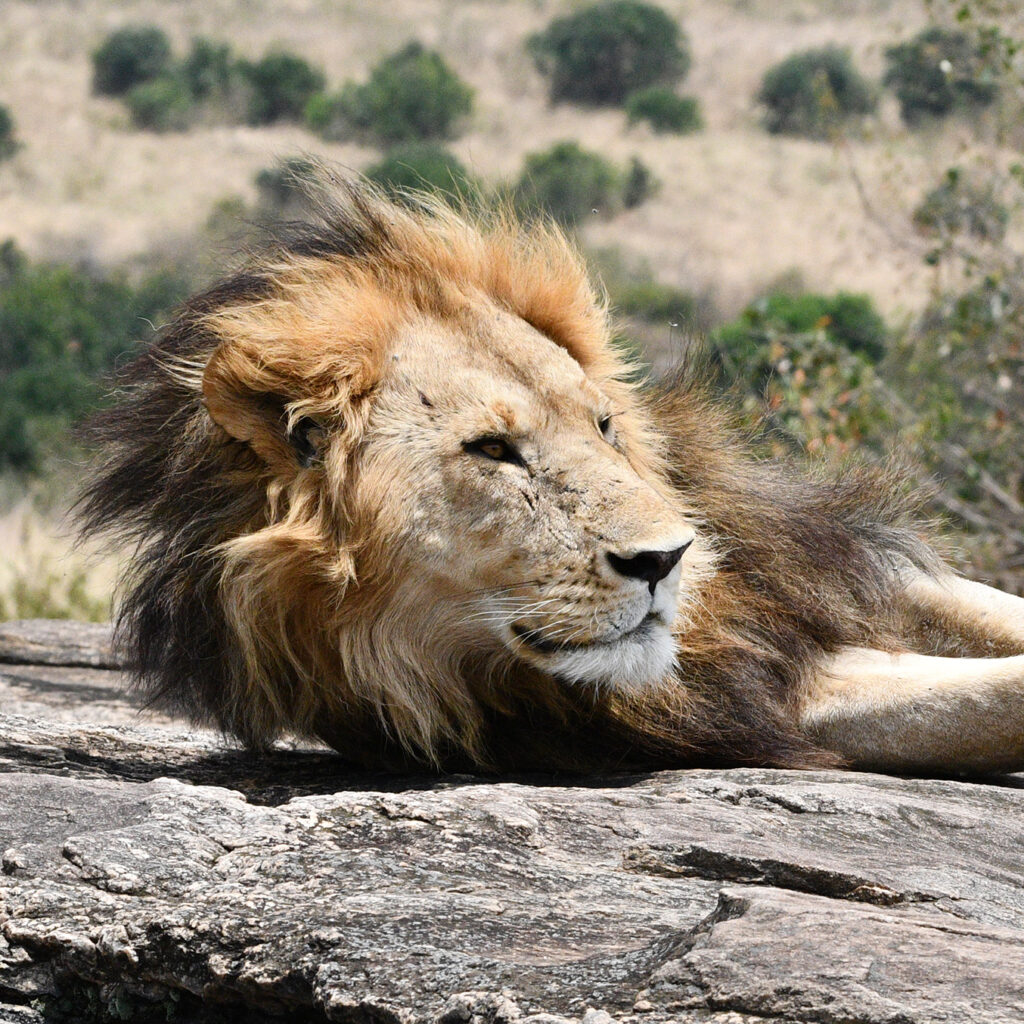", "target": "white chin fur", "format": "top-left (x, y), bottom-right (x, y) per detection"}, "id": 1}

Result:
top-left (542, 624), bottom-right (678, 690)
